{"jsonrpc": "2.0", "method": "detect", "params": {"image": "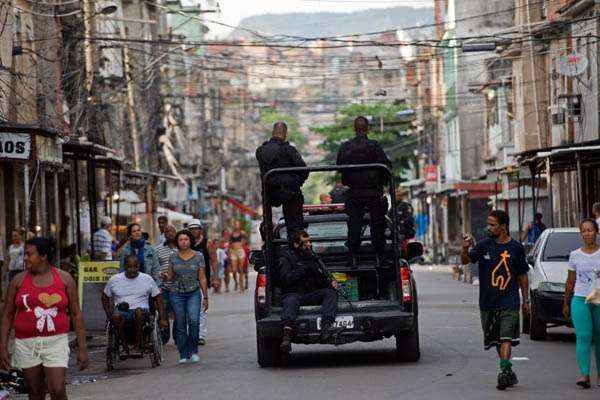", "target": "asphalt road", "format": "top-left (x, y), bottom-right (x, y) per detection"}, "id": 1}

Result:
top-left (67, 266), bottom-right (598, 400)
